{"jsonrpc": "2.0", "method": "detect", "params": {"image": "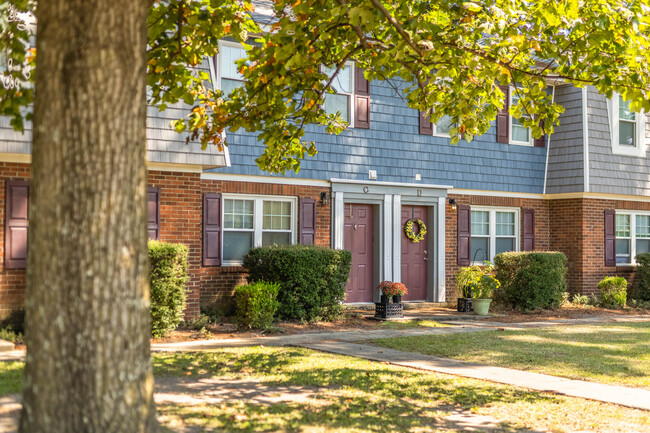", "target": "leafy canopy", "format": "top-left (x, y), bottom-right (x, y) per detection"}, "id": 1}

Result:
top-left (2, 0), bottom-right (650, 173)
